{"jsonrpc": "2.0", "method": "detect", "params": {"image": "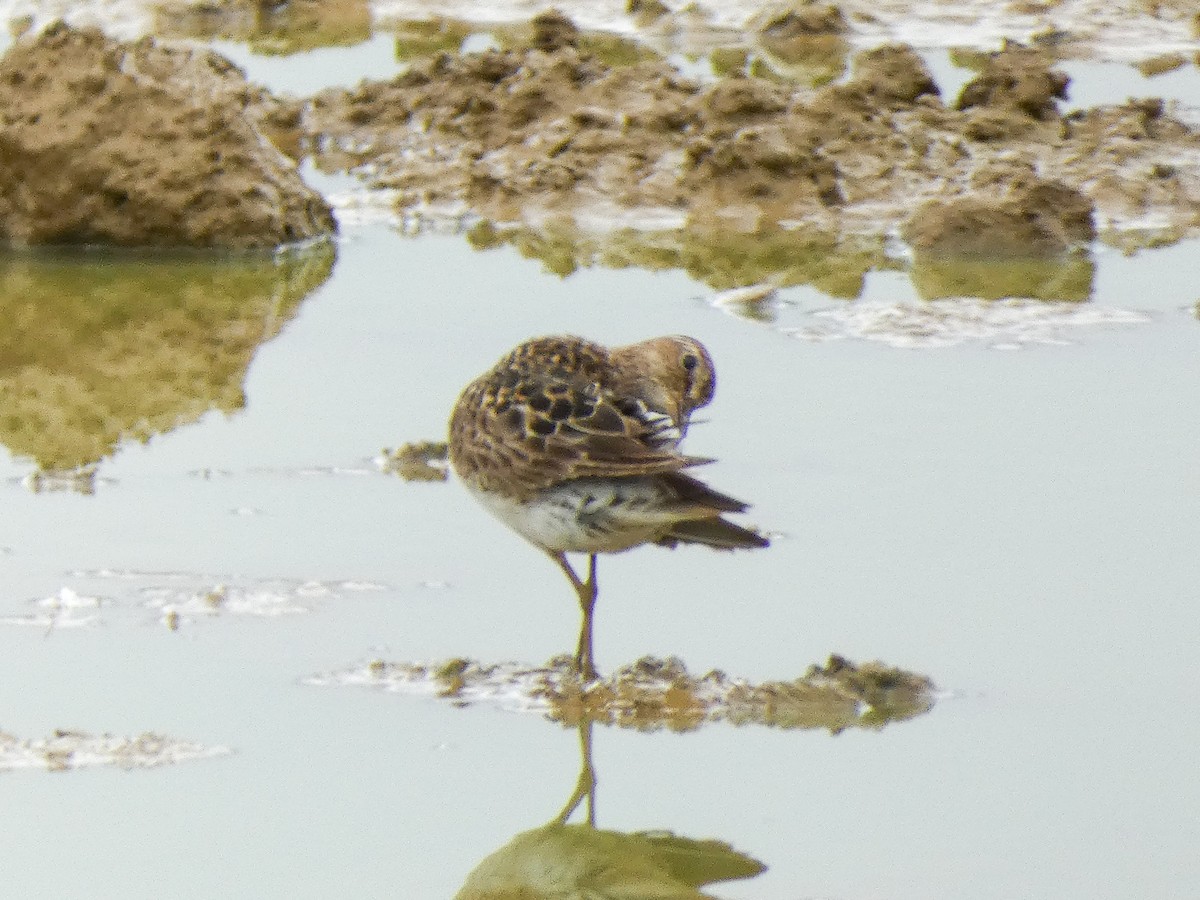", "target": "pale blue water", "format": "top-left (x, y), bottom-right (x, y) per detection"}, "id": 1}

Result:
top-left (2, 224), bottom-right (1198, 899)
